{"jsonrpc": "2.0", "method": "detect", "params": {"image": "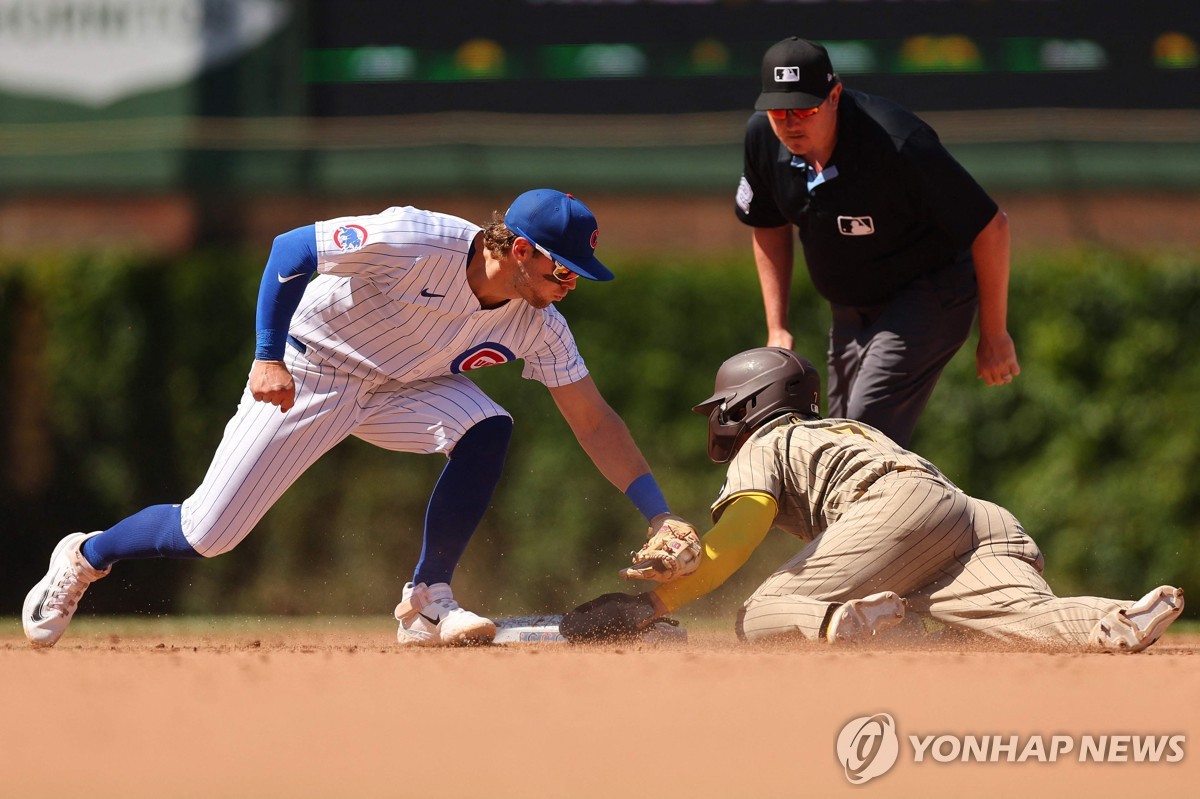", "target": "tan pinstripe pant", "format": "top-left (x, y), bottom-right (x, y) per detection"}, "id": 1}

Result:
top-left (737, 471), bottom-right (1122, 646)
